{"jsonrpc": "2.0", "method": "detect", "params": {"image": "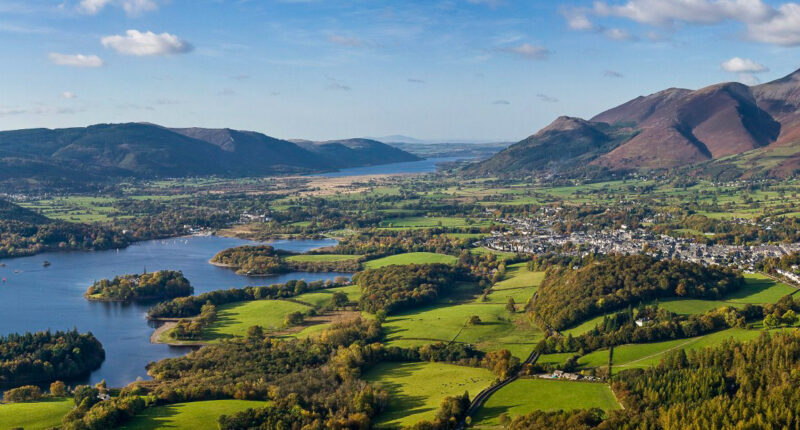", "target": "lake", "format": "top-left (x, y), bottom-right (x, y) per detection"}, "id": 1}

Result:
top-left (313, 157), bottom-right (464, 178)
top-left (0, 236), bottom-right (345, 388)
